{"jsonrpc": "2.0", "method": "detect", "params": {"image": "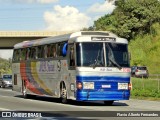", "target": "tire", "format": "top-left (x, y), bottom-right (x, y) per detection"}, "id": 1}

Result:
top-left (60, 82), bottom-right (68, 104)
top-left (104, 101), bottom-right (114, 106)
top-left (22, 84), bottom-right (27, 98)
top-left (2, 84), bottom-right (5, 88)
